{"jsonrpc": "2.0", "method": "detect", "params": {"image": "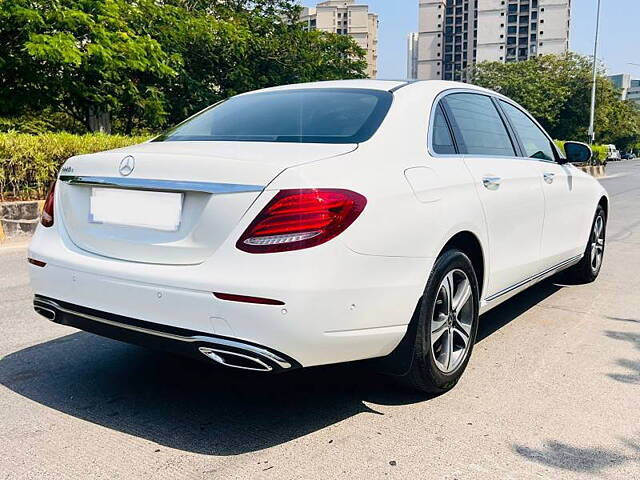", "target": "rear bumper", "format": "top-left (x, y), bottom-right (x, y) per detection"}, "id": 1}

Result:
top-left (28, 221), bottom-right (433, 367)
top-left (34, 295), bottom-right (299, 372)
